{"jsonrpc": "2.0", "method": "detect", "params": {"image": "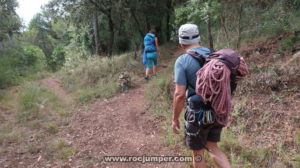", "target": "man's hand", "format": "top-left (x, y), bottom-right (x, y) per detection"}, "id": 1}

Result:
top-left (172, 119), bottom-right (180, 134)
